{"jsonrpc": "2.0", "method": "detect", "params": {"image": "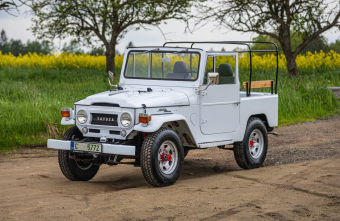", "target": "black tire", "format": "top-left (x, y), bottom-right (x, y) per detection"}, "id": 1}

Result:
top-left (58, 126), bottom-right (100, 181)
top-left (140, 128), bottom-right (184, 187)
top-left (233, 117), bottom-right (268, 169)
